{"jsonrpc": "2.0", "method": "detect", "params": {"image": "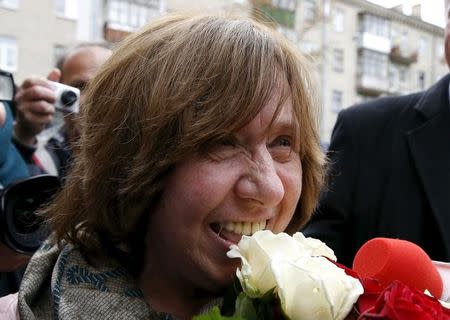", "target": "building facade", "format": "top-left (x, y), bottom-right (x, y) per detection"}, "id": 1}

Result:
top-left (257, 0), bottom-right (447, 141)
top-left (1, 0), bottom-right (446, 142)
top-left (77, 0), bottom-right (249, 43)
top-left (0, 0), bottom-right (78, 83)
